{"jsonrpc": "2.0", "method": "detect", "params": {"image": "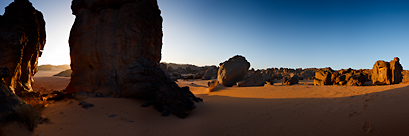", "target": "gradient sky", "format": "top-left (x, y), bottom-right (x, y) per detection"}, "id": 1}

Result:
top-left (1, 0), bottom-right (408, 70)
